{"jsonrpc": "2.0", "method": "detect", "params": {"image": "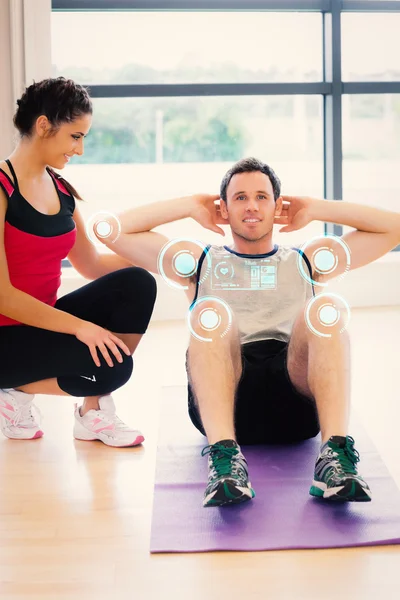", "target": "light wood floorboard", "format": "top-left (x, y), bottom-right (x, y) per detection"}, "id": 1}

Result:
top-left (0, 308), bottom-right (399, 600)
